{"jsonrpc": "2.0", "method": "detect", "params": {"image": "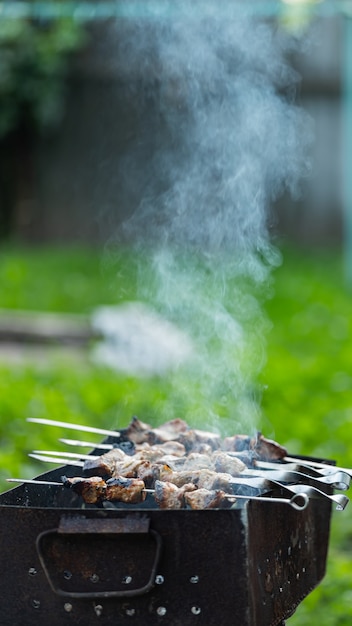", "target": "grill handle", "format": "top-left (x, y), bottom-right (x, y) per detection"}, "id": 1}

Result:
top-left (36, 515), bottom-right (162, 599)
